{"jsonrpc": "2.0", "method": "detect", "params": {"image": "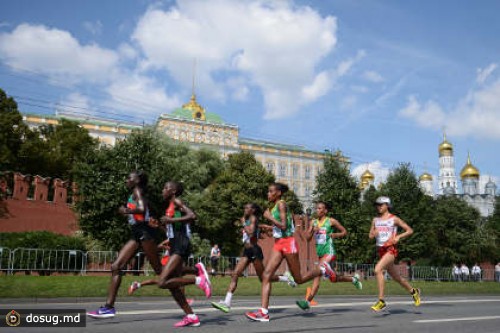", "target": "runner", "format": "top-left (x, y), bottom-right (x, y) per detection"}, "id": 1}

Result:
top-left (87, 171), bottom-right (163, 319)
top-left (296, 201), bottom-right (362, 311)
top-left (245, 183), bottom-right (336, 322)
top-left (154, 181), bottom-right (211, 327)
top-left (369, 196), bottom-right (421, 312)
top-left (211, 203), bottom-right (296, 313)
